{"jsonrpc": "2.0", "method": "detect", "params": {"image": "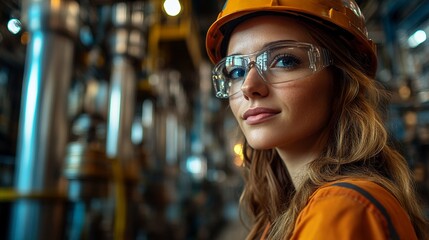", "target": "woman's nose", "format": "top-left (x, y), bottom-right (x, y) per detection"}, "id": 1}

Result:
top-left (240, 66), bottom-right (269, 99)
